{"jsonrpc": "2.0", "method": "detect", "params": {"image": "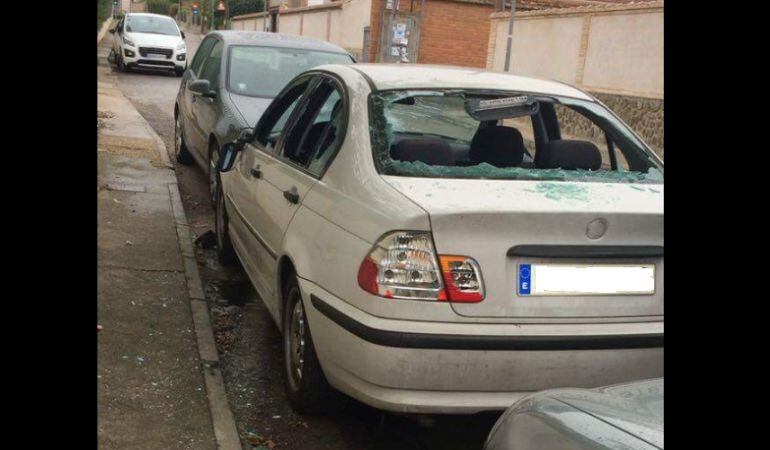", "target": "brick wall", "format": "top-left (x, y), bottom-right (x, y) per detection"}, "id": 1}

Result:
top-left (419, 1), bottom-right (494, 67)
top-left (369, 0), bottom-right (493, 67)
